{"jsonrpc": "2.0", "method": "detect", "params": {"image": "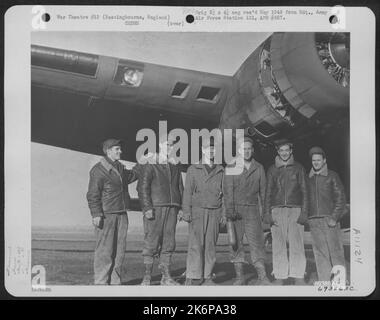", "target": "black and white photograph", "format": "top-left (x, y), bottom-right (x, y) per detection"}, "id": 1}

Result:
top-left (4, 6), bottom-right (376, 297)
